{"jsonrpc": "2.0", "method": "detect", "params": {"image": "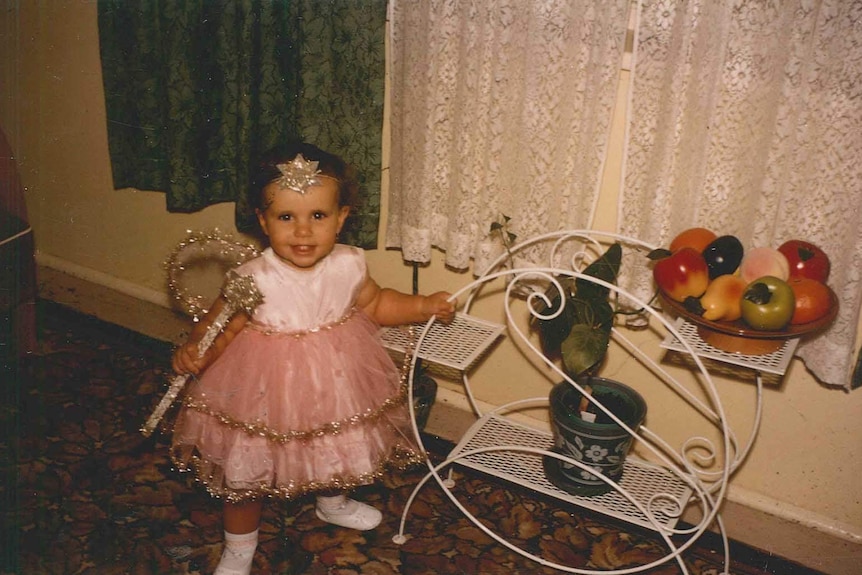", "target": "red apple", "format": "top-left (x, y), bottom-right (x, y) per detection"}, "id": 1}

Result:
top-left (652, 247), bottom-right (710, 302)
top-left (778, 240), bottom-right (830, 283)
